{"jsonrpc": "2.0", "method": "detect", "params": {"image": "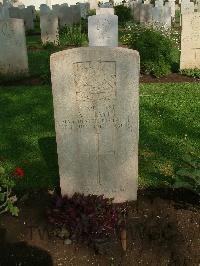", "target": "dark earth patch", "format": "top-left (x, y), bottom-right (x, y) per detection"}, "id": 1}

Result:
top-left (0, 188), bottom-right (199, 266)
